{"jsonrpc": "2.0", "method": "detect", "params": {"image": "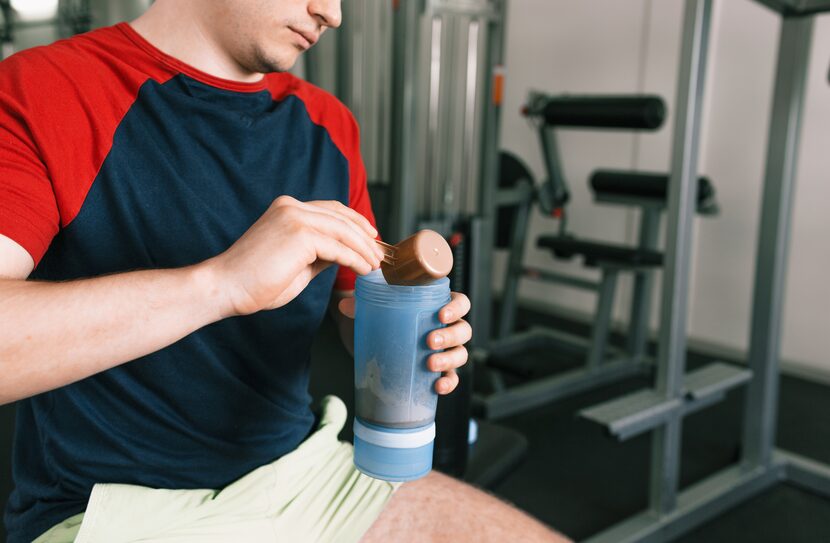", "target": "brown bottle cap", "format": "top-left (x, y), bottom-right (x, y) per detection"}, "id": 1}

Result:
top-left (381, 230), bottom-right (453, 286)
